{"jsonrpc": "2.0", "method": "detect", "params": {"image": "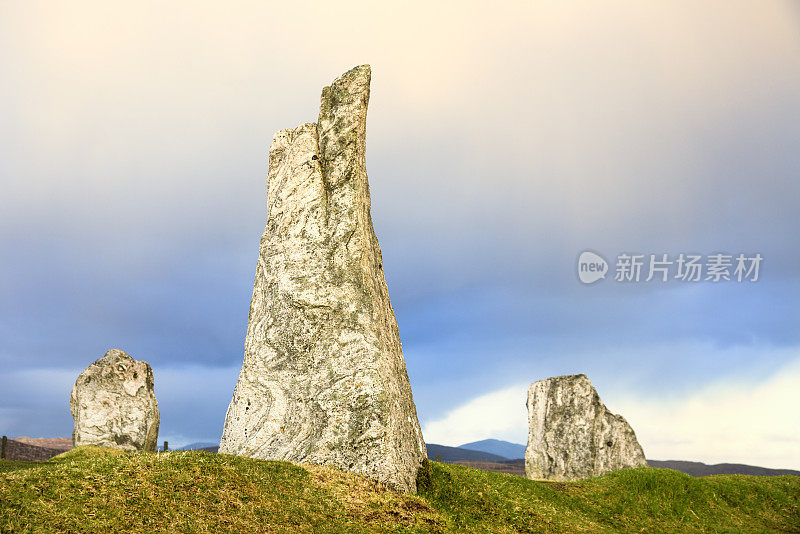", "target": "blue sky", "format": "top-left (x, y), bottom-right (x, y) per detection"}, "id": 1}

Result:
top-left (1, 1), bottom-right (799, 468)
